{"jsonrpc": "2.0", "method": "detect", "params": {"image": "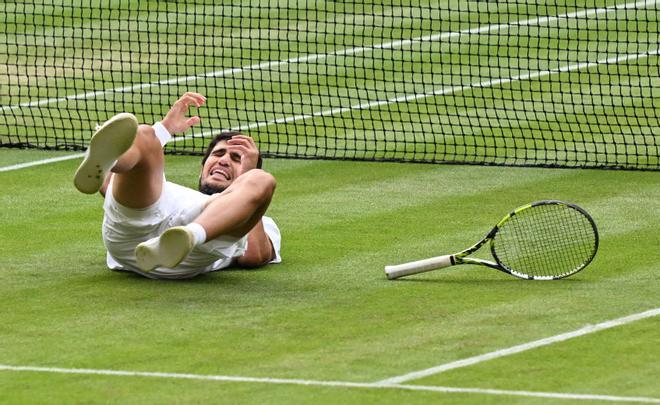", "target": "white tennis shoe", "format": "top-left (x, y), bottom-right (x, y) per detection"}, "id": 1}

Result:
top-left (73, 113), bottom-right (138, 194)
top-left (135, 227), bottom-right (196, 272)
